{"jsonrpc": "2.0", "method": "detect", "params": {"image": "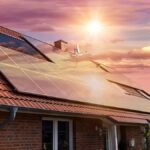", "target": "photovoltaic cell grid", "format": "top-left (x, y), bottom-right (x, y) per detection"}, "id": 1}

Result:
top-left (0, 45), bottom-right (150, 113)
top-left (0, 46), bottom-right (107, 100)
top-left (23, 35), bottom-right (71, 63)
top-left (0, 32), bottom-right (51, 61)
